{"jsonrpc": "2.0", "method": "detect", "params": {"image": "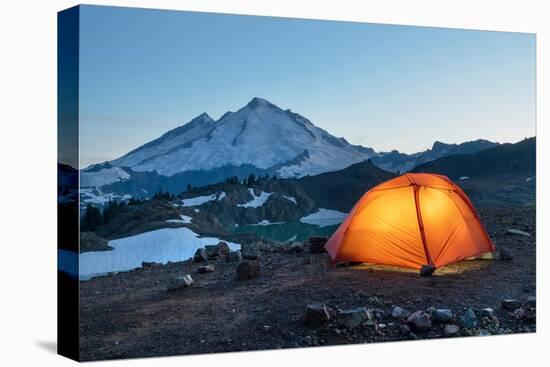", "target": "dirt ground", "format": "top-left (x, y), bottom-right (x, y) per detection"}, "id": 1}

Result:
top-left (79, 207), bottom-right (536, 361)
